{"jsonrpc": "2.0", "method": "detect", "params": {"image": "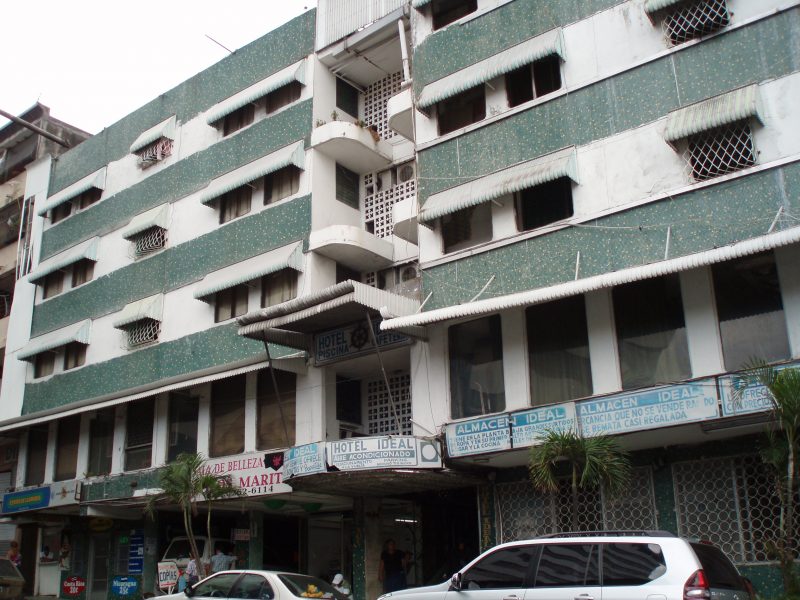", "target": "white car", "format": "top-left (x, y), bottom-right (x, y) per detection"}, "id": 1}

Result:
top-left (164, 570), bottom-right (349, 600)
top-left (380, 532), bottom-right (754, 600)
